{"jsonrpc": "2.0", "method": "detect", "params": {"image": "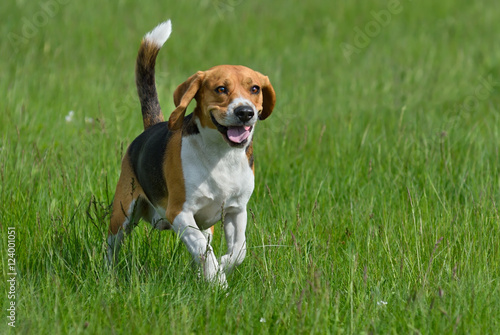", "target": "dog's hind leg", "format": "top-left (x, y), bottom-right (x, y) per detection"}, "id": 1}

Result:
top-left (107, 154), bottom-right (146, 265)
